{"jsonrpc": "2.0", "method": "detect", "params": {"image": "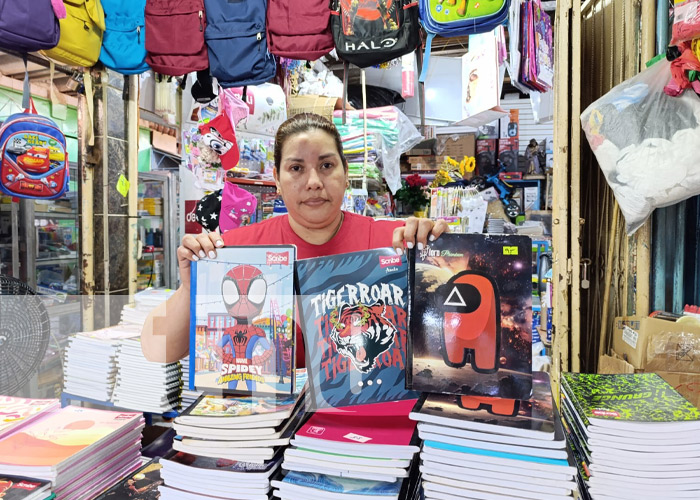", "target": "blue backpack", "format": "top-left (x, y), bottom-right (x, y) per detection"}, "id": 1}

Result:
top-left (100, 0), bottom-right (150, 74)
top-left (203, 0), bottom-right (276, 88)
top-left (418, 0), bottom-right (510, 82)
top-left (0, 106), bottom-right (69, 200)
